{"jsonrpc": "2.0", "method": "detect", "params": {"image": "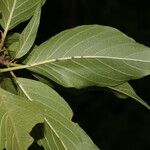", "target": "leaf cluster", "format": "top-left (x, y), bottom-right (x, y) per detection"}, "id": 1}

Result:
top-left (0, 0), bottom-right (149, 149)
